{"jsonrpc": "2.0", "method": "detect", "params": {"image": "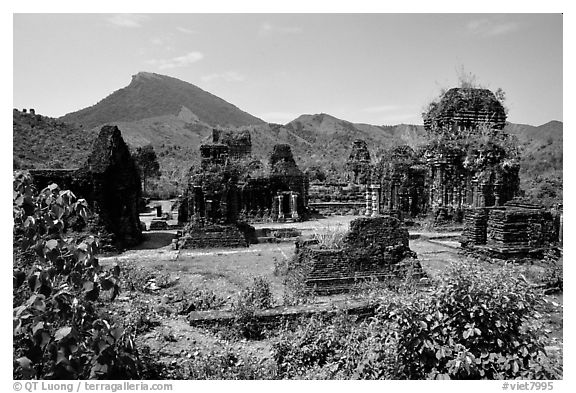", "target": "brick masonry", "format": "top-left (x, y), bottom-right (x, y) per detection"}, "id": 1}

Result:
top-left (289, 216), bottom-right (423, 294)
top-left (461, 200), bottom-right (558, 258)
